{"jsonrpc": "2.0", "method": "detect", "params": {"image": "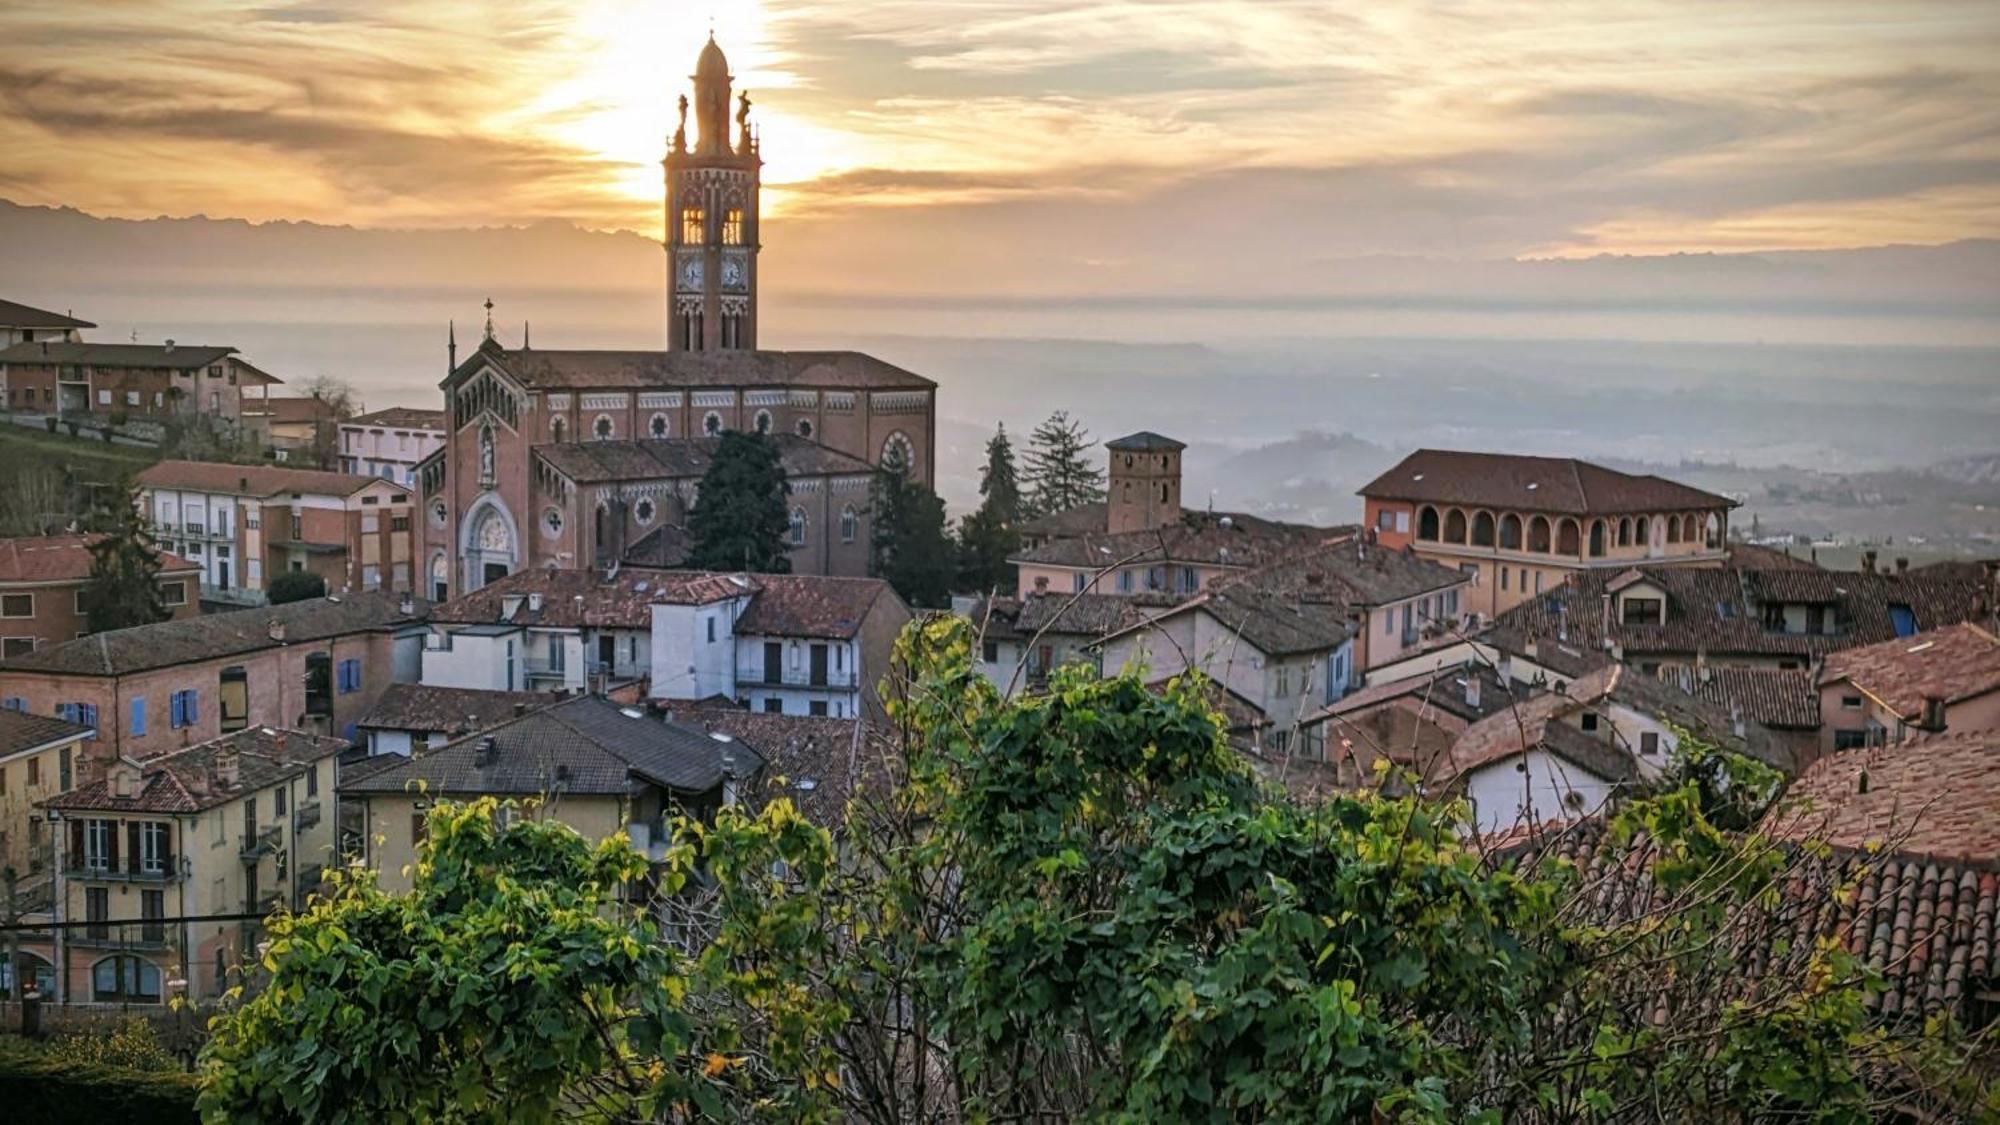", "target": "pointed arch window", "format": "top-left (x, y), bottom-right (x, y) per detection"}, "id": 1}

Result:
top-left (789, 508), bottom-right (807, 546)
